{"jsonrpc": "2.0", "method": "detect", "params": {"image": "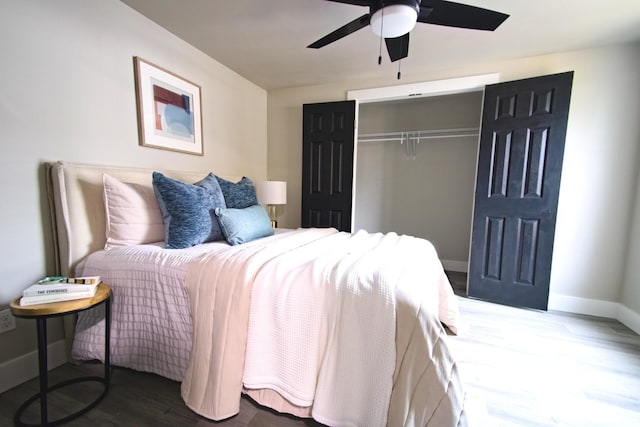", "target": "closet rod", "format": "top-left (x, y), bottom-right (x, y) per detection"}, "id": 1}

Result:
top-left (410, 133), bottom-right (477, 141)
top-left (359, 136), bottom-right (405, 143)
top-left (358, 127), bottom-right (479, 142)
